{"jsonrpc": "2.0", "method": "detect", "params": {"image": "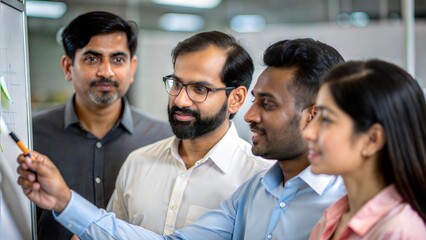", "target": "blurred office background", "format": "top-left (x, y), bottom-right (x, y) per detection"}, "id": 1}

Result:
top-left (27, 0), bottom-right (426, 142)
